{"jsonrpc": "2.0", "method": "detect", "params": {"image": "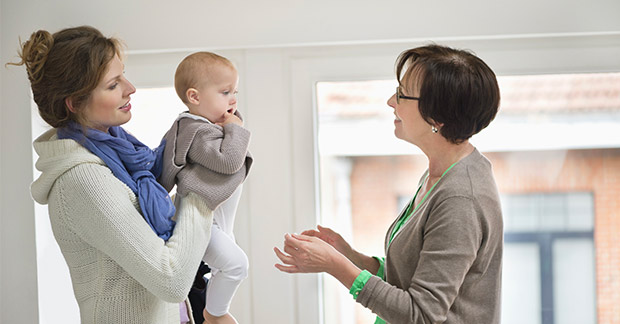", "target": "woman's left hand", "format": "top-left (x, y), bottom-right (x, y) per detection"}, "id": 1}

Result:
top-left (274, 233), bottom-right (343, 274)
